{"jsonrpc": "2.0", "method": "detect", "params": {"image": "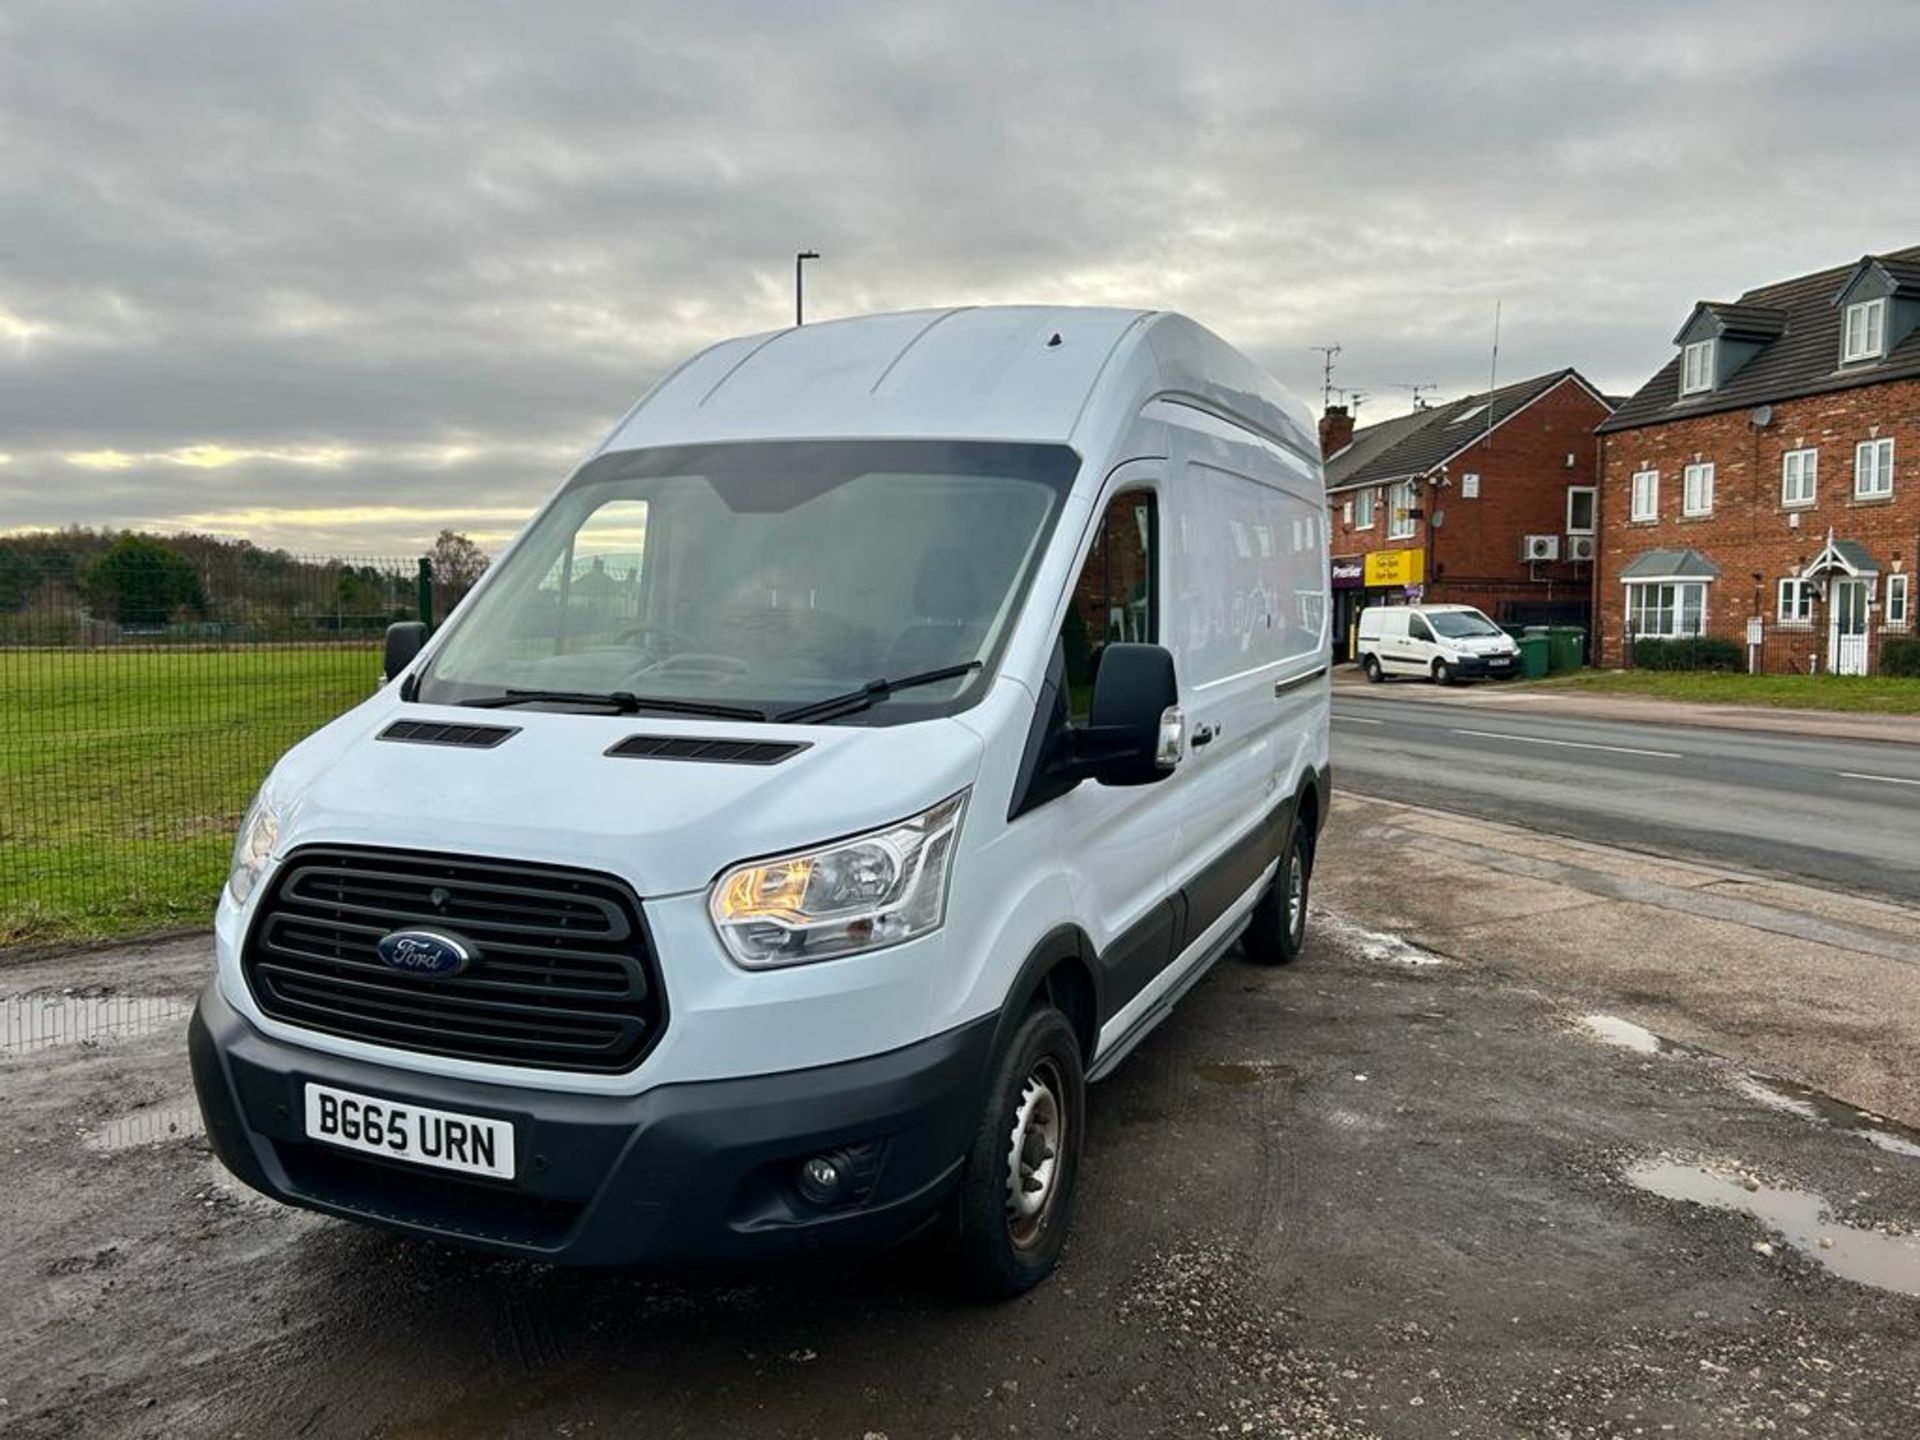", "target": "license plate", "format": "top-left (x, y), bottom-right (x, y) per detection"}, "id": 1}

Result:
top-left (303, 1083), bottom-right (515, 1180)
top-left (1489, 657), bottom-right (1511, 667)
